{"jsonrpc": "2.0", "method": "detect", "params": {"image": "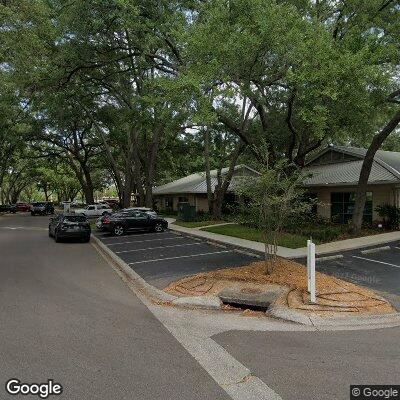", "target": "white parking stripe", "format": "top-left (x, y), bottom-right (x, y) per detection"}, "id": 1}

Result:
top-left (352, 255), bottom-right (400, 269)
top-left (129, 250), bottom-right (232, 265)
top-left (115, 242), bottom-right (203, 254)
top-left (106, 237), bottom-right (185, 246)
top-left (101, 232), bottom-right (176, 241)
